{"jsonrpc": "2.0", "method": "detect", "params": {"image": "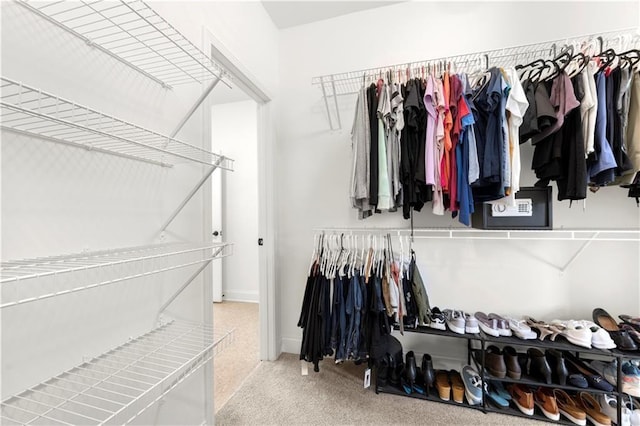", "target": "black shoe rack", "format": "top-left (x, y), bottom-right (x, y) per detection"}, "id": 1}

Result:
top-left (374, 326), bottom-right (639, 425)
